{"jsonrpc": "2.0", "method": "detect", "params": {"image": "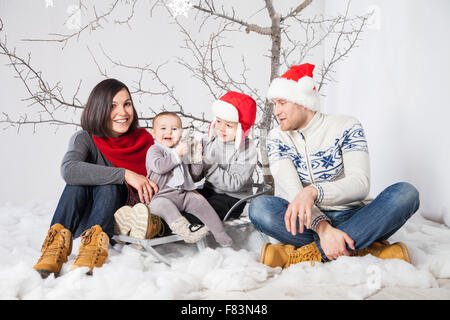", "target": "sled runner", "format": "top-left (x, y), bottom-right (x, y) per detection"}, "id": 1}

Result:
top-left (113, 183), bottom-right (272, 266)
